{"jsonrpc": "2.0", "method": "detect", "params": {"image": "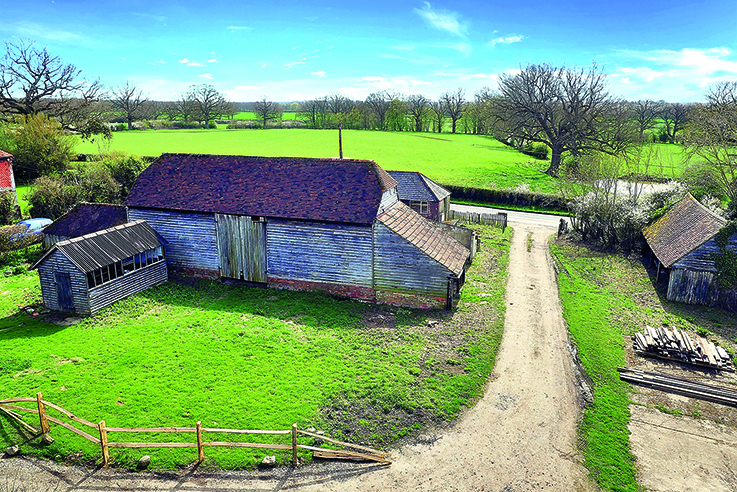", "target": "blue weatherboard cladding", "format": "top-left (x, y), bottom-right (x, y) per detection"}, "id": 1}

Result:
top-left (128, 208), bottom-right (219, 271)
top-left (37, 250), bottom-right (89, 314)
top-left (88, 262), bottom-right (167, 315)
top-left (266, 219), bottom-right (374, 287)
top-left (373, 221), bottom-right (453, 297)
